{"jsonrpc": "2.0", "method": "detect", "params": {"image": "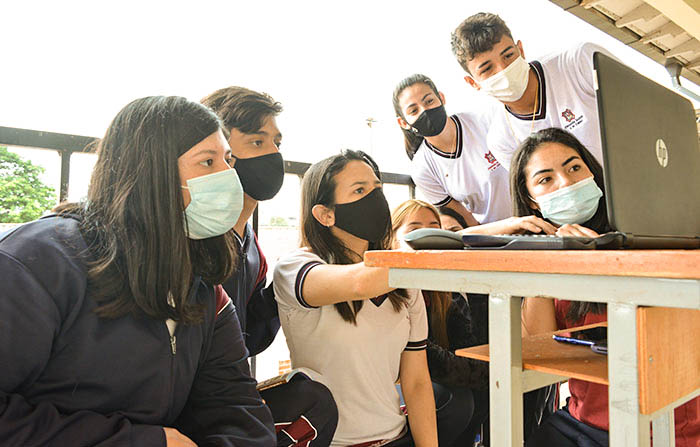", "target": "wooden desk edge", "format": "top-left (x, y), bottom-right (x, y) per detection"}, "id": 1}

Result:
top-left (364, 249), bottom-right (700, 280)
